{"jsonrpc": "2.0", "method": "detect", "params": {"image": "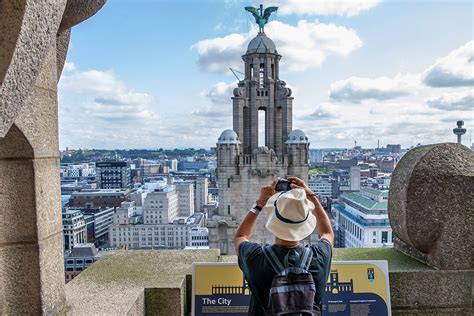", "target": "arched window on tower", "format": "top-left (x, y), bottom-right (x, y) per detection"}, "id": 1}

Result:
top-left (258, 108), bottom-right (266, 147)
top-left (259, 63), bottom-right (265, 88)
